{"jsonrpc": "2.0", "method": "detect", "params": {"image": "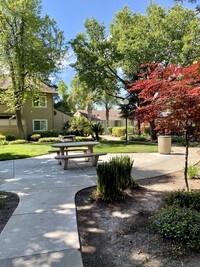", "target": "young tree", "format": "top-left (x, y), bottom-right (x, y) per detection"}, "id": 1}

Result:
top-left (129, 61), bottom-right (200, 191)
top-left (0, 0), bottom-right (67, 138)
